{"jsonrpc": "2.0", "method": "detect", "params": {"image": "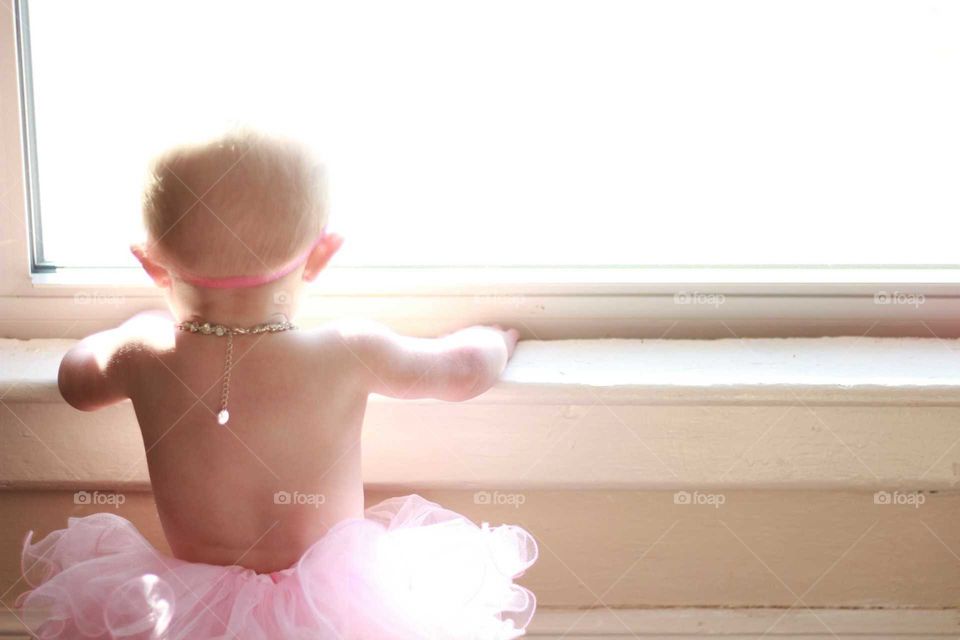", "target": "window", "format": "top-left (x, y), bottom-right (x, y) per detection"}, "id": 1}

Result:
top-left (20, 0), bottom-right (960, 274)
top-left (4, 0), bottom-right (959, 341)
